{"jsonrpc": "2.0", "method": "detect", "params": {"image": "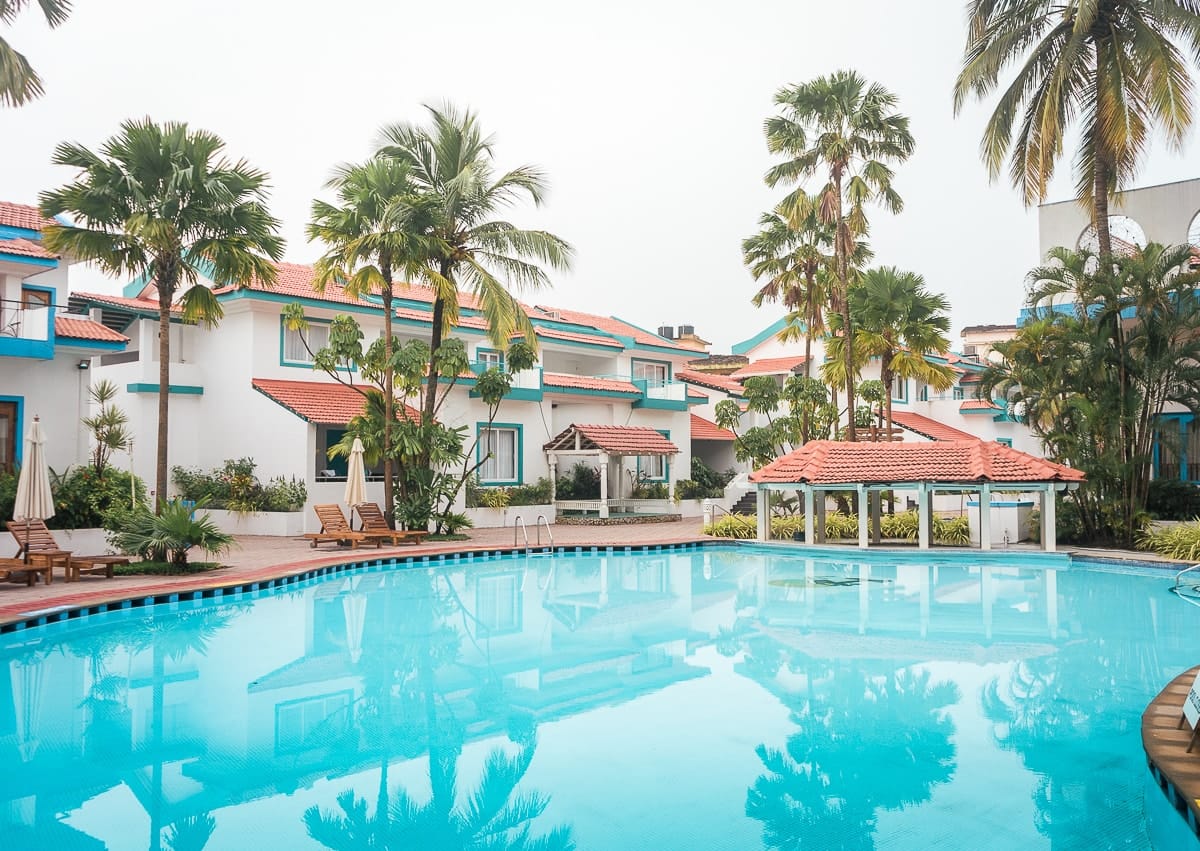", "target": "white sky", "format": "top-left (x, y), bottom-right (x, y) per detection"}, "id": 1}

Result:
top-left (2, 0), bottom-right (1197, 351)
